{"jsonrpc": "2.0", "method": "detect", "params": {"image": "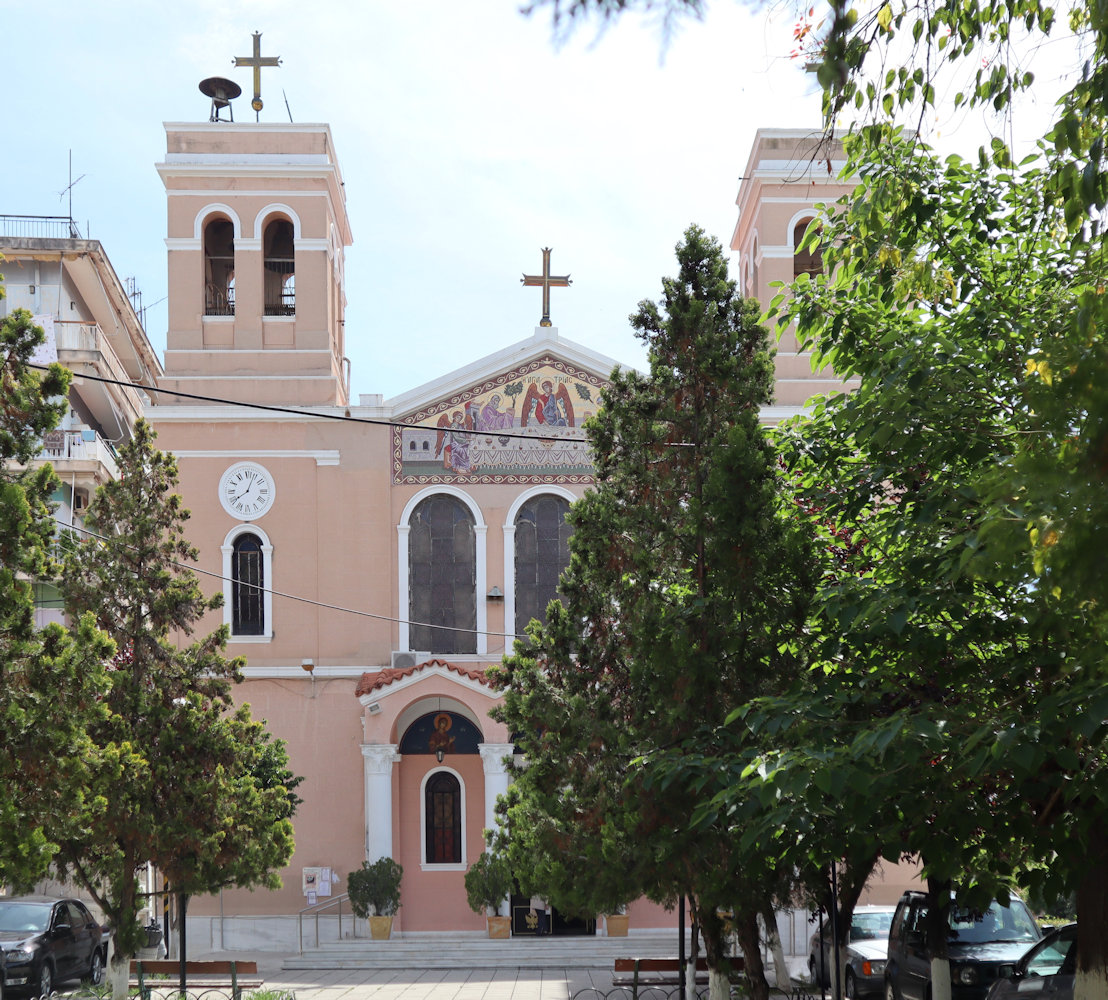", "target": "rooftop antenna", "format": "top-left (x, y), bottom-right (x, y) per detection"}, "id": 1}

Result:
top-left (199, 77), bottom-right (241, 122)
top-left (283, 89), bottom-right (293, 123)
top-left (59, 150), bottom-right (86, 234)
